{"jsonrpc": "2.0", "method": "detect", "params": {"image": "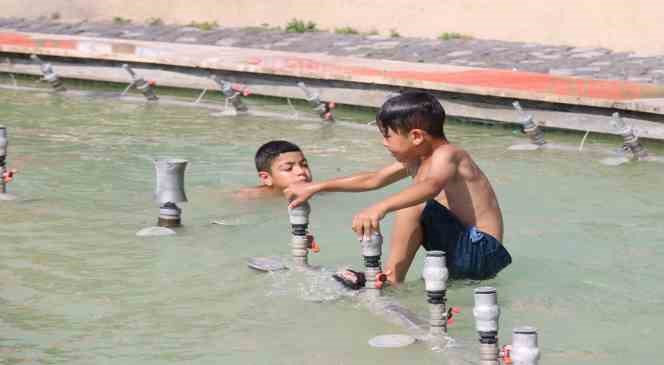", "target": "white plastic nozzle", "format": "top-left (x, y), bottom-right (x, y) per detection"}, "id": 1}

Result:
top-left (361, 232), bottom-right (383, 257)
top-left (0, 126), bottom-right (7, 157)
top-left (288, 201), bottom-right (311, 226)
top-left (473, 287), bottom-right (500, 333)
top-left (511, 326), bottom-right (540, 365)
top-left (422, 251), bottom-right (449, 292)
